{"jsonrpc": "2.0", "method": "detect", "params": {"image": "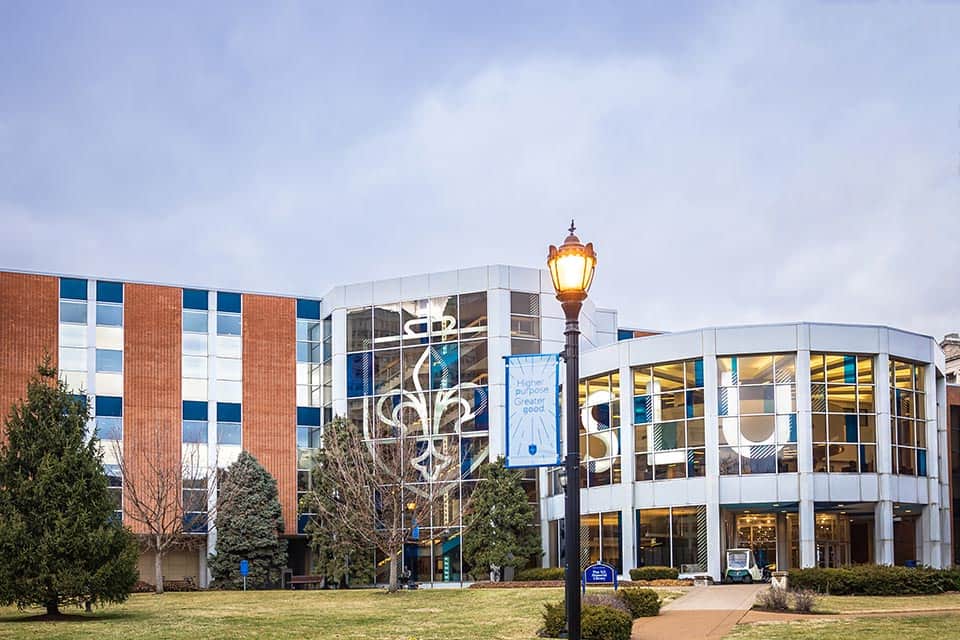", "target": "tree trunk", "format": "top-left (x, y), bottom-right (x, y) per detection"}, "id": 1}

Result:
top-left (388, 551), bottom-right (399, 593)
top-left (45, 599), bottom-right (60, 616)
top-left (155, 539), bottom-right (165, 594)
